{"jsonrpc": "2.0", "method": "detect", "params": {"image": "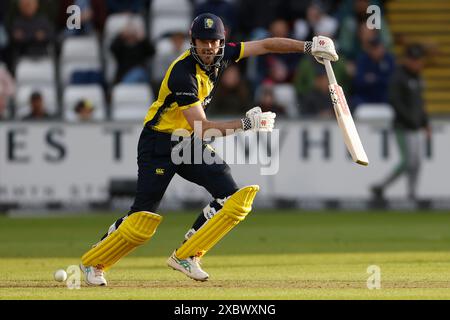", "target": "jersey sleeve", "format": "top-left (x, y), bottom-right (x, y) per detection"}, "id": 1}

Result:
top-left (167, 69), bottom-right (200, 110)
top-left (223, 42), bottom-right (245, 63)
